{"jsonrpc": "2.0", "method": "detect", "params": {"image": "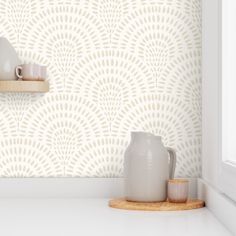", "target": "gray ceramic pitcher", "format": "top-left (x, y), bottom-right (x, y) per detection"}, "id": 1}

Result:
top-left (124, 132), bottom-right (176, 202)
